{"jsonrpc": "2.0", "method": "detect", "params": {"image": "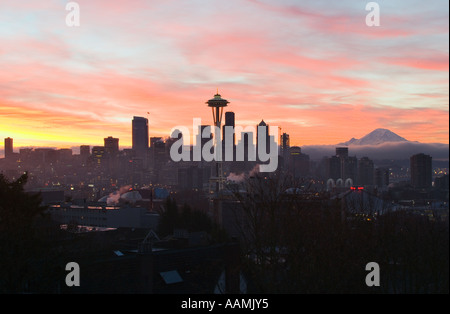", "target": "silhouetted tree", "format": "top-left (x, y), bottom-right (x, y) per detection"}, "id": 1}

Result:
top-left (0, 173), bottom-right (52, 292)
top-left (157, 197), bottom-right (179, 237)
top-left (229, 171), bottom-right (449, 293)
top-left (157, 197), bottom-right (228, 242)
